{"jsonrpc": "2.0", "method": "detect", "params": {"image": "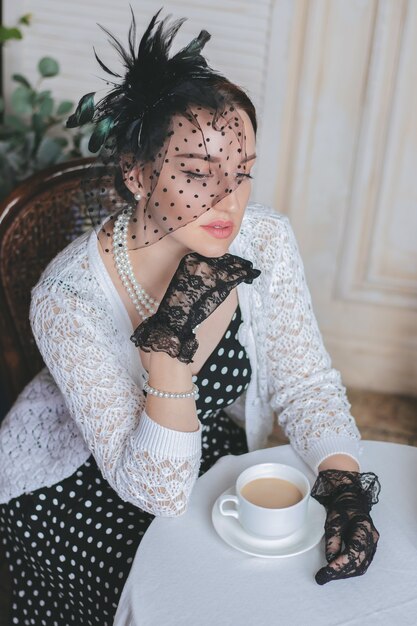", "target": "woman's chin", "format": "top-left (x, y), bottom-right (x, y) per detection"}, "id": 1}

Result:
top-left (192, 241), bottom-right (231, 258)
top-left (188, 229), bottom-right (239, 257)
